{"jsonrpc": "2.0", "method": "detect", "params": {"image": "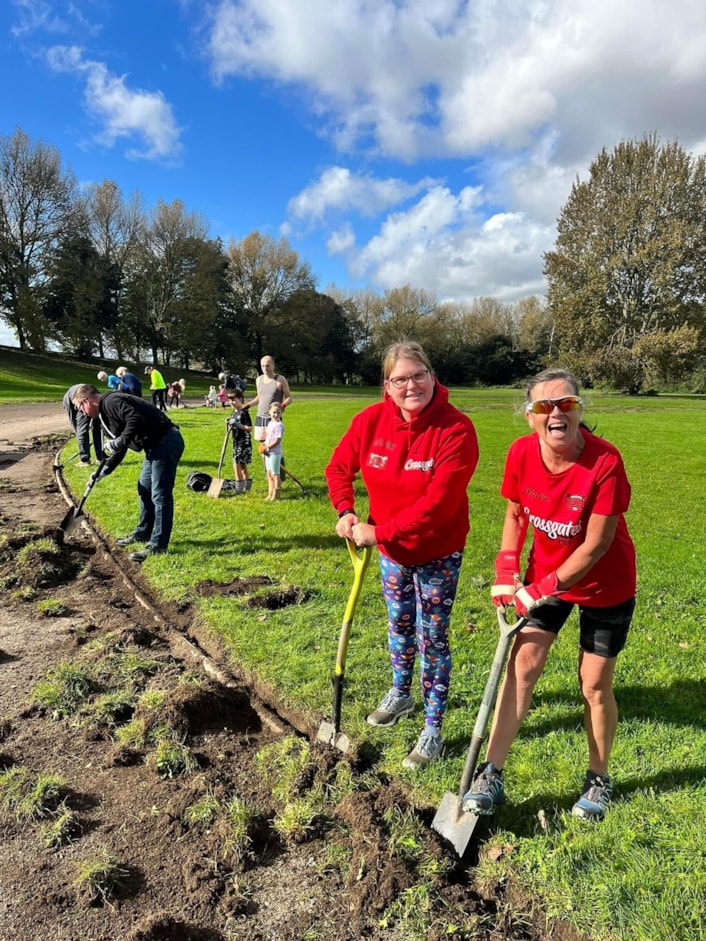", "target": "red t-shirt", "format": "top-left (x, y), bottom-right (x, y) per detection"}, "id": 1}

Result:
top-left (502, 430), bottom-right (636, 607)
